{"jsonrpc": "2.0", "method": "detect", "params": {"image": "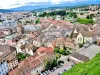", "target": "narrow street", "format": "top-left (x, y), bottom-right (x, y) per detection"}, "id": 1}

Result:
top-left (49, 56), bottom-right (73, 75)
